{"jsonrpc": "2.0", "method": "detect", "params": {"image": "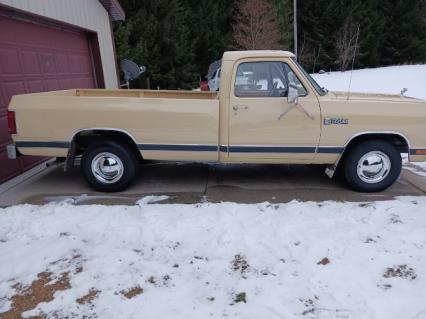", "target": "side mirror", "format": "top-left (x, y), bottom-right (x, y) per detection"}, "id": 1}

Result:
top-left (287, 84), bottom-right (298, 105)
